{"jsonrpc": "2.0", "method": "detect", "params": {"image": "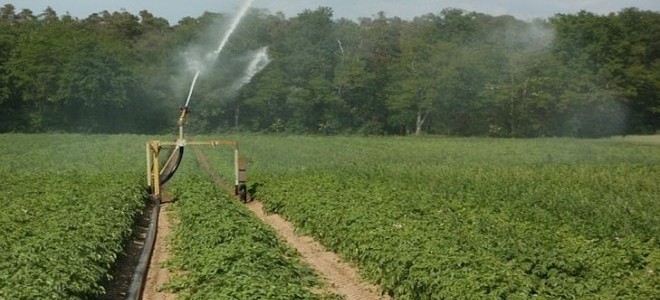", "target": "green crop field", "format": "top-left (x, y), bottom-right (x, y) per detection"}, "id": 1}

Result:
top-left (0, 134), bottom-right (339, 299)
top-left (203, 135), bottom-right (660, 299)
top-left (1, 134), bottom-right (659, 299)
top-left (0, 134), bottom-right (147, 299)
top-left (162, 154), bottom-right (339, 299)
